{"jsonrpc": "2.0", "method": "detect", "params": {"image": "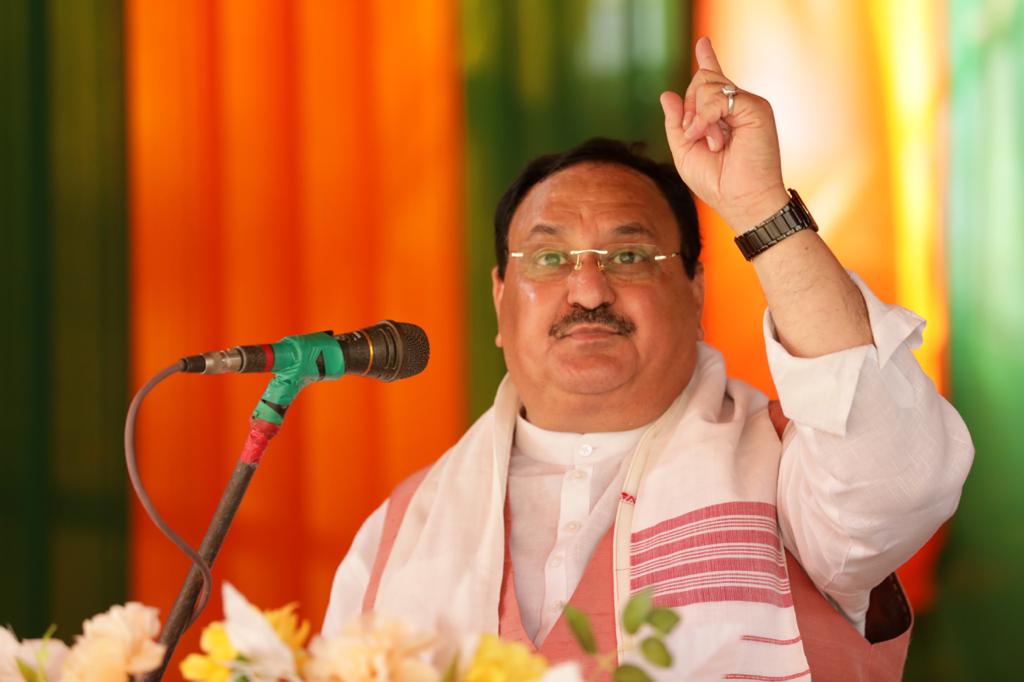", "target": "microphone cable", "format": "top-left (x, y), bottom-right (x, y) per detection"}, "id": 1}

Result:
top-left (124, 360), bottom-right (213, 626)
